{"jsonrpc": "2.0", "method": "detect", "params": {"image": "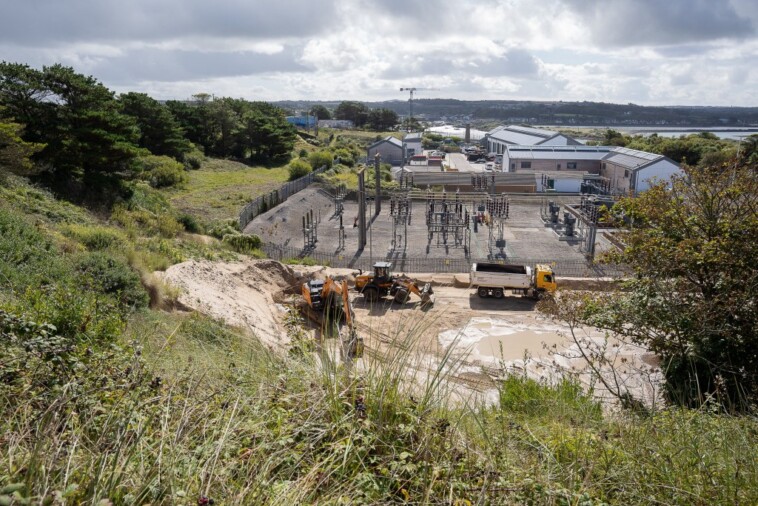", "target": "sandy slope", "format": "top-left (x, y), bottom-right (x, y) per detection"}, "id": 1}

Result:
top-left (162, 259), bottom-right (302, 350)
